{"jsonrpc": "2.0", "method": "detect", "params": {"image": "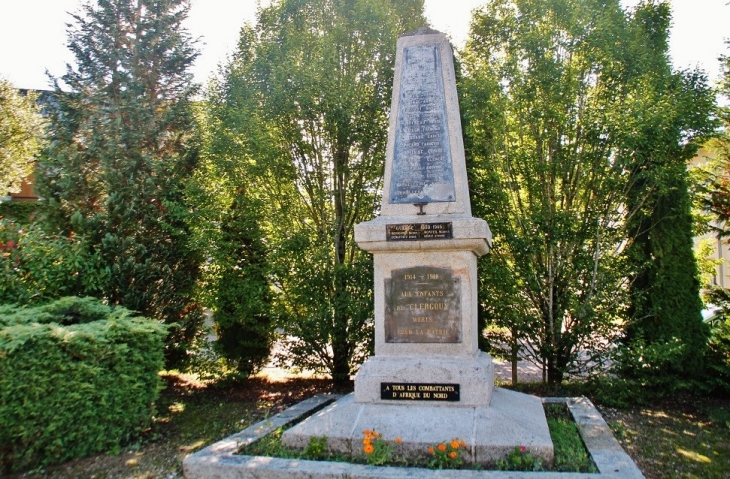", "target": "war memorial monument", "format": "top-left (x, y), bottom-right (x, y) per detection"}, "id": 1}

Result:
top-left (280, 28), bottom-right (553, 466)
top-left (184, 28), bottom-right (645, 478)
